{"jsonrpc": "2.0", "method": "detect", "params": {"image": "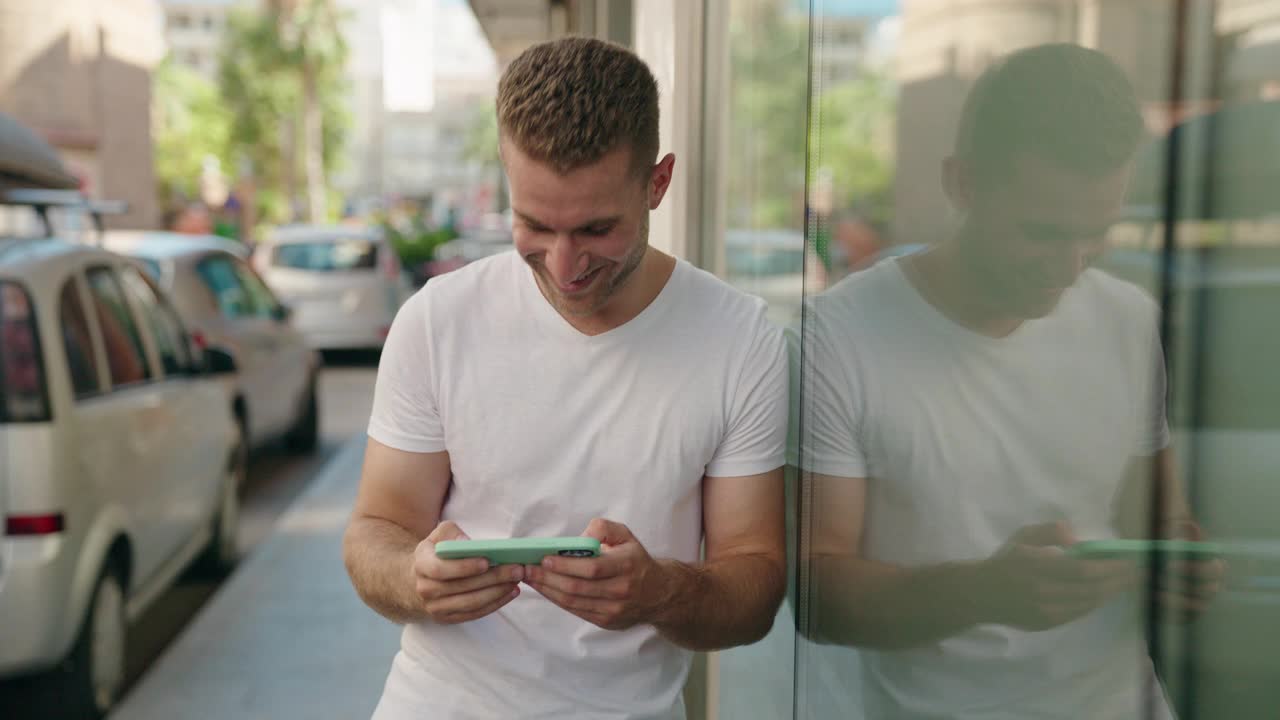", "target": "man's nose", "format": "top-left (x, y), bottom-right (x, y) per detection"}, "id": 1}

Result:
top-left (545, 234), bottom-right (590, 284)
